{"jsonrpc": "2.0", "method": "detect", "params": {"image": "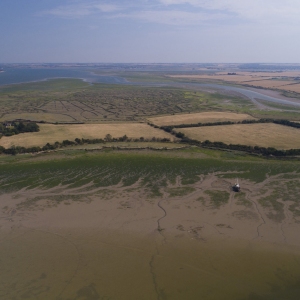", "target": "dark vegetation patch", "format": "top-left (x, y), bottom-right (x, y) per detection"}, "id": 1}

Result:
top-left (0, 121), bottom-right (39, 137)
